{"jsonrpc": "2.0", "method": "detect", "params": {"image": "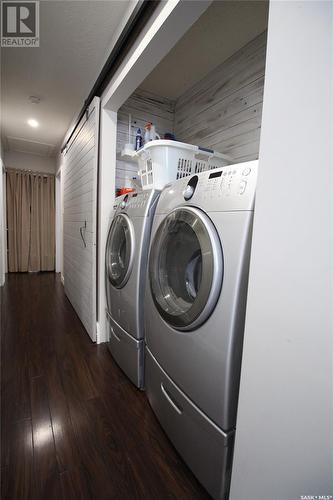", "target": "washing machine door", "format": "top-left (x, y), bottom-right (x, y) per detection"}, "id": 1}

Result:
top-left (106, 213), bottom-right (135, 289)
top-left (149, 206), bottom-right (223, 331)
